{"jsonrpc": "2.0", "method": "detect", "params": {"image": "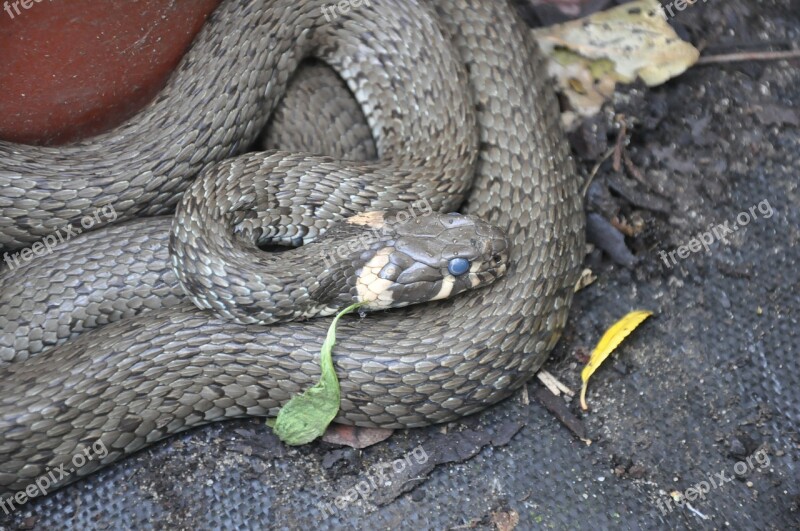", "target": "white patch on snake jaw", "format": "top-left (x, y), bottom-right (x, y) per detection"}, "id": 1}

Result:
top-left (431, 274), bottom-right (455, 301)
top-left (469, 261), bottom-right (482, 288)
top-left (356, 247), bottom-right (395, 309)
top-left (346, 211), bottom-right (386, 229)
